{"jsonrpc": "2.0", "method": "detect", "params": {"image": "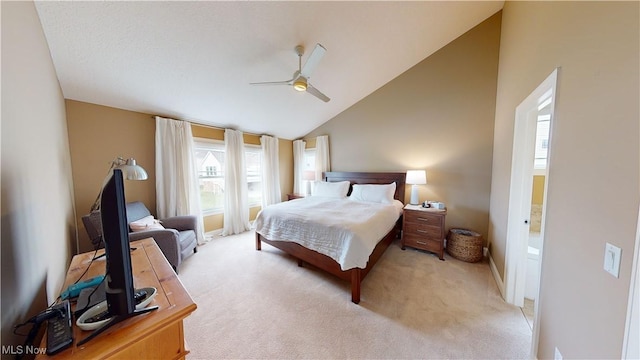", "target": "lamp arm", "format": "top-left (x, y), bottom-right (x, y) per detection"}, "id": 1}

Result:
top-left (89, 157), bottom-right (127, 212)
